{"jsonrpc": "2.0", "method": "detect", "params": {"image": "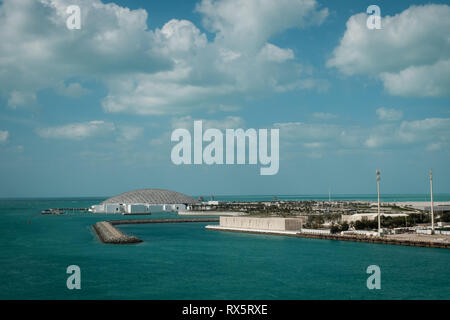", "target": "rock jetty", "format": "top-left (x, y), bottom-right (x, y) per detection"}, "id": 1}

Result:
top-left (93, 221), bottom-right (142, 244)
top-left (93, 218), bottom-right (219, 245)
